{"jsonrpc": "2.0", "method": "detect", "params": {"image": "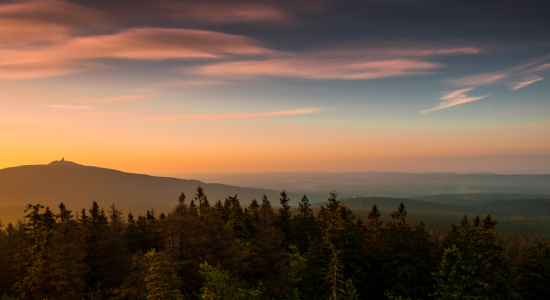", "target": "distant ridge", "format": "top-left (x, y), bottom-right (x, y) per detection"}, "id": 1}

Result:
top-left (0, 161), bottom-right (323, 224)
